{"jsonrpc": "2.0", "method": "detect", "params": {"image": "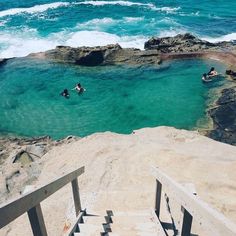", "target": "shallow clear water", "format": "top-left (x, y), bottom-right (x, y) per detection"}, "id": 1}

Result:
top-left (0, 0), bottom-right (235, 58)
top-left (0, 58), bottom-right (226, 139)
